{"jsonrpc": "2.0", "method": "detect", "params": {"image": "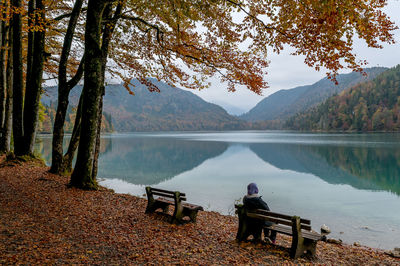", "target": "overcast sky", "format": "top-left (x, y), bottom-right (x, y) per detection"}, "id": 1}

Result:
top-left (189, 0), bottom-right (400, 115)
